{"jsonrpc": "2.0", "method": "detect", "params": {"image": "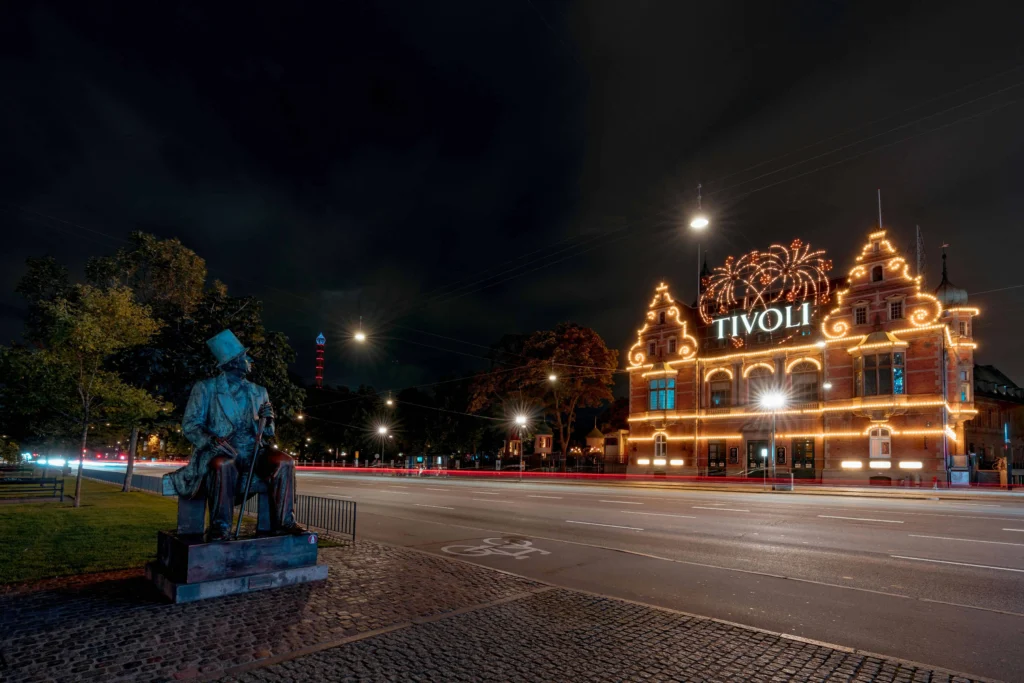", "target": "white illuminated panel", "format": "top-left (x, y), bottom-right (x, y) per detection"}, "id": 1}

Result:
top-left (653, 458), bottom-right (667, 466)
top-left (899, 461), bottom-right (923, 469)
top-left (637, 458), bottom-right (651, 466)
top-left (869, 460), bottom-right (891, 469)
top-left (840, 461), bottom-right (863, 469)
top-left (669, 459), bottom-right (684, 466)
